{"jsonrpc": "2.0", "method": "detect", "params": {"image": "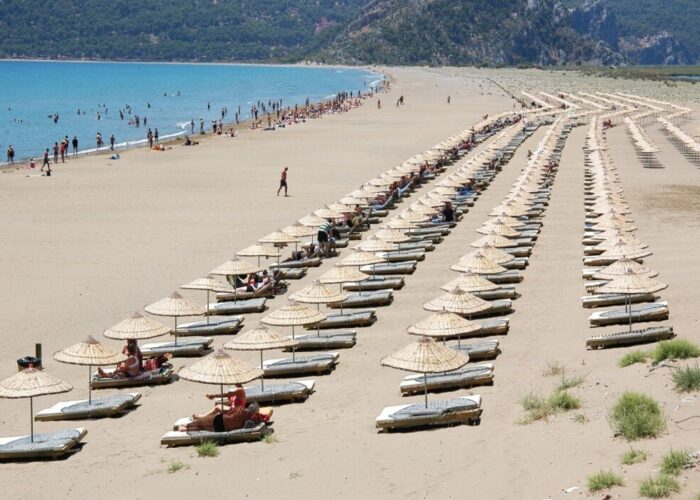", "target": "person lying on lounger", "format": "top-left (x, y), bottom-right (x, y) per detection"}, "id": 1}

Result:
top-left (235, 271), bottom-right (273, 293)
top-left (180, 386), bottom-right (269, 432)
top-left (97, 339), bottom-right (143, 378)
